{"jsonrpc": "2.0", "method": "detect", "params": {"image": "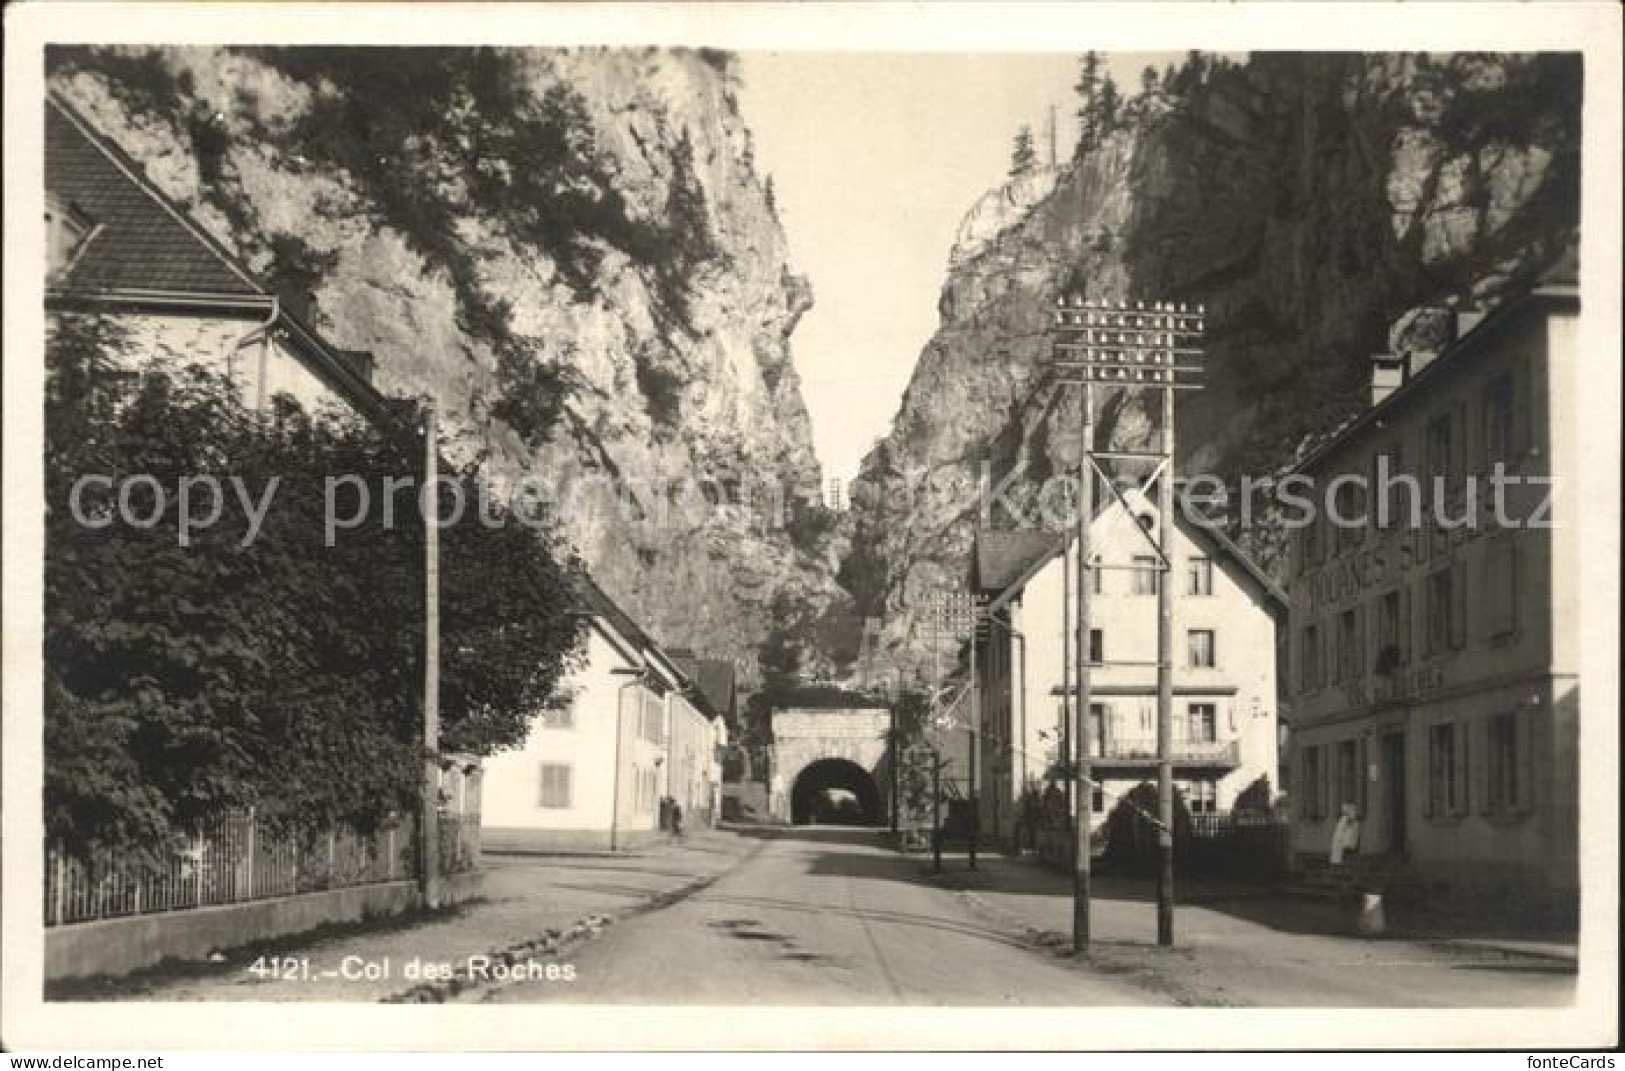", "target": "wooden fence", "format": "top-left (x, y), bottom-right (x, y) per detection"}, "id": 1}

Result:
top-left (1034, 809), bottom-right (1289, 879)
